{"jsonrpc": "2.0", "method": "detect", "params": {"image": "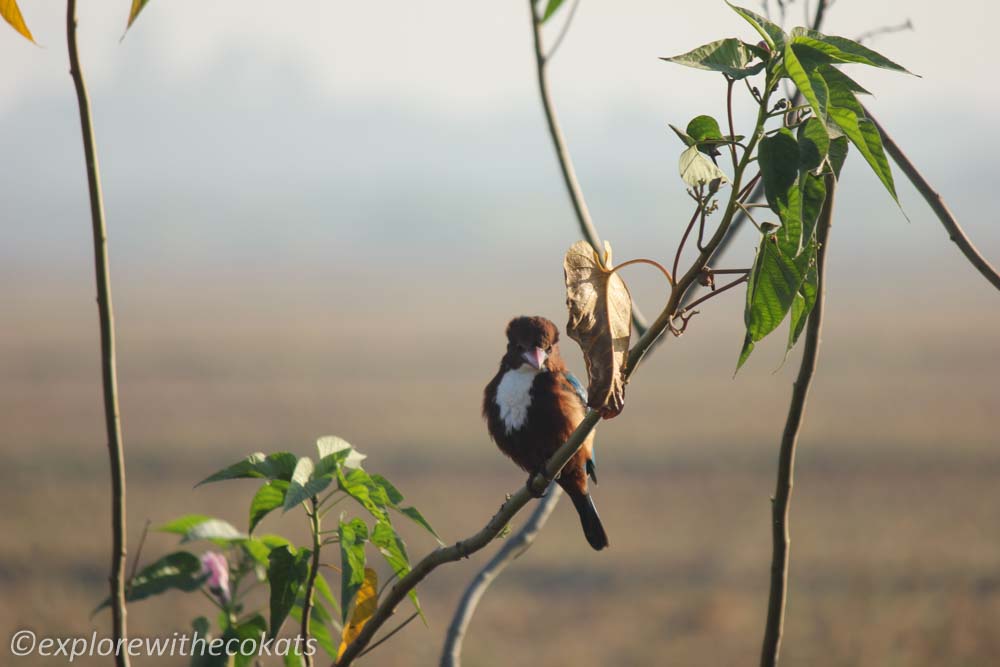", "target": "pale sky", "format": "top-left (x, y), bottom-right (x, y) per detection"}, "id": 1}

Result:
top-left (1, 0), bottom-right (998, 290)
